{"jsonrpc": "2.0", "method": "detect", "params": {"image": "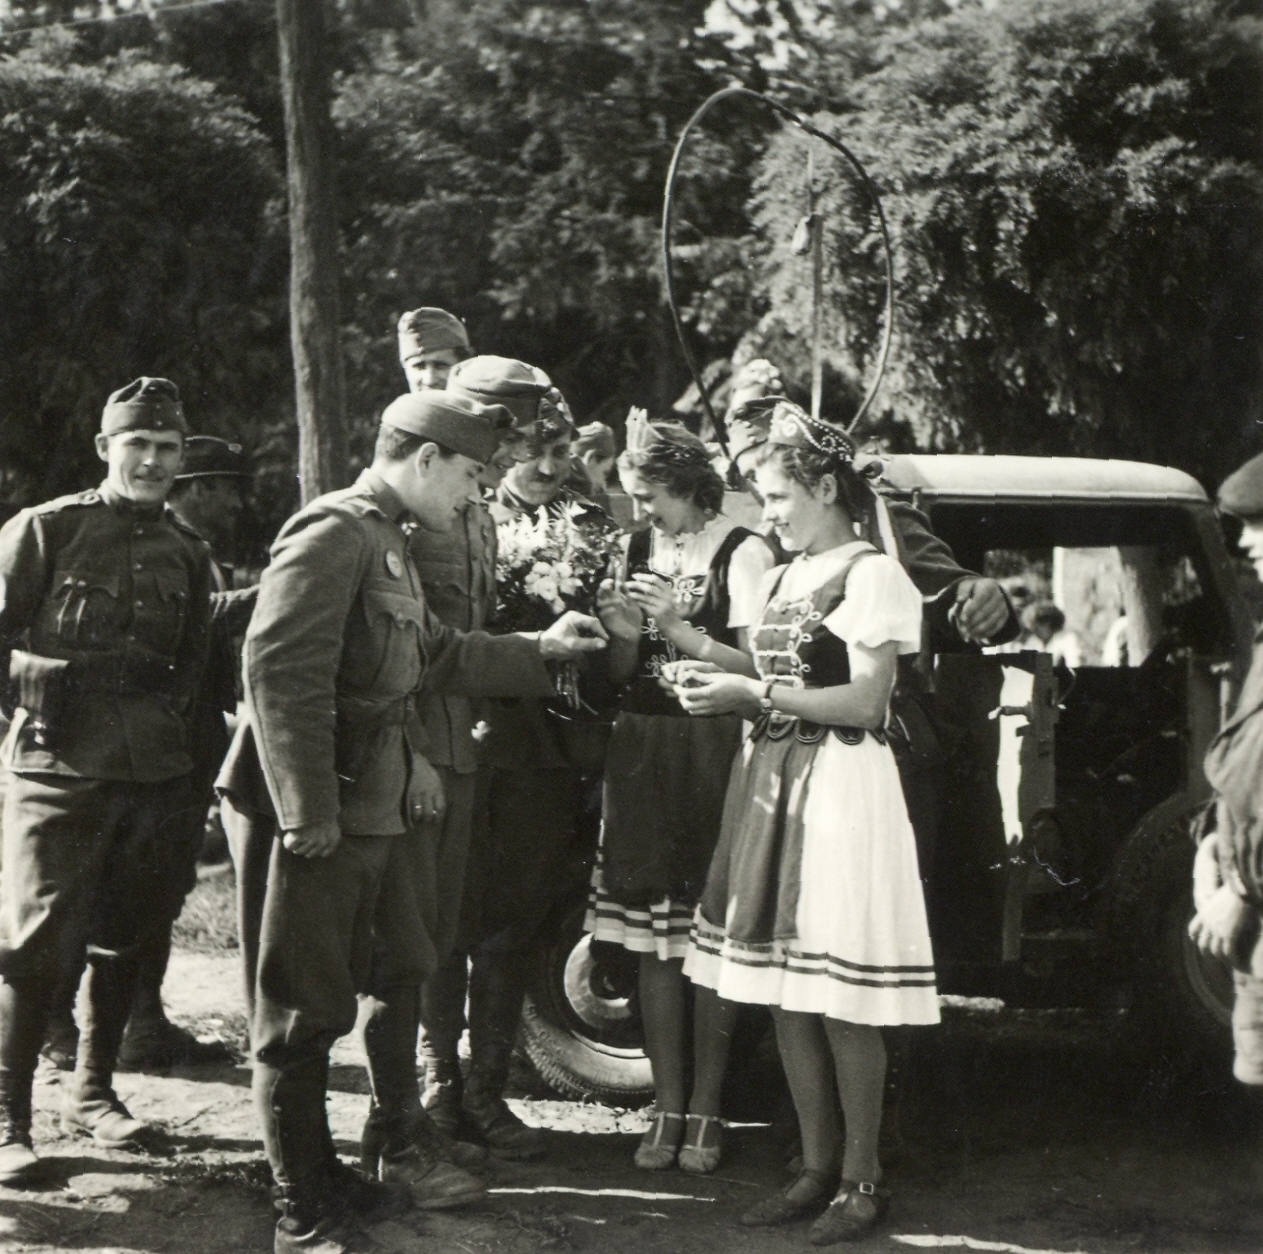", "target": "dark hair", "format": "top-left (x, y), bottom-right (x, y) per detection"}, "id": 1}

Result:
top-left (754, 442), bottom-right (876, 530)
top-left (1024, 602), bottom-right (1066, 633)
top-left (618, 421), bottom-right (725, 517)
top-left (374, 425), bottom-right (456, 463)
